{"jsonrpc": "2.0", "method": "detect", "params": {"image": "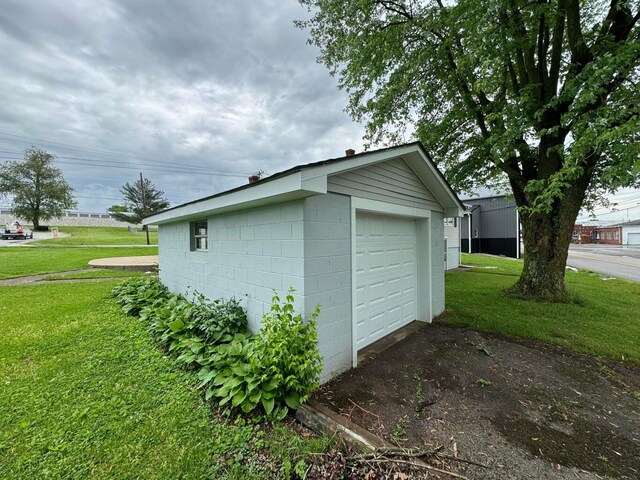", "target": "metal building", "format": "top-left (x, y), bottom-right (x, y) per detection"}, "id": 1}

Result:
top-left (460, 195), bottom-right (521, 258)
